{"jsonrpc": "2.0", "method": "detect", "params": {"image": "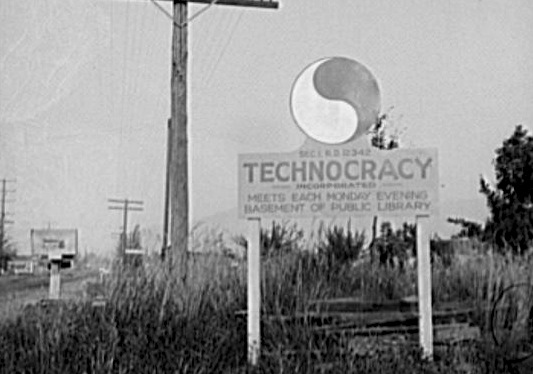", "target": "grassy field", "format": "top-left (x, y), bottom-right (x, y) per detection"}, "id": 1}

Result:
top-left (1, 233), bottom-right (532, 373)
top-left (0, 269), bottom-right (100, 321)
